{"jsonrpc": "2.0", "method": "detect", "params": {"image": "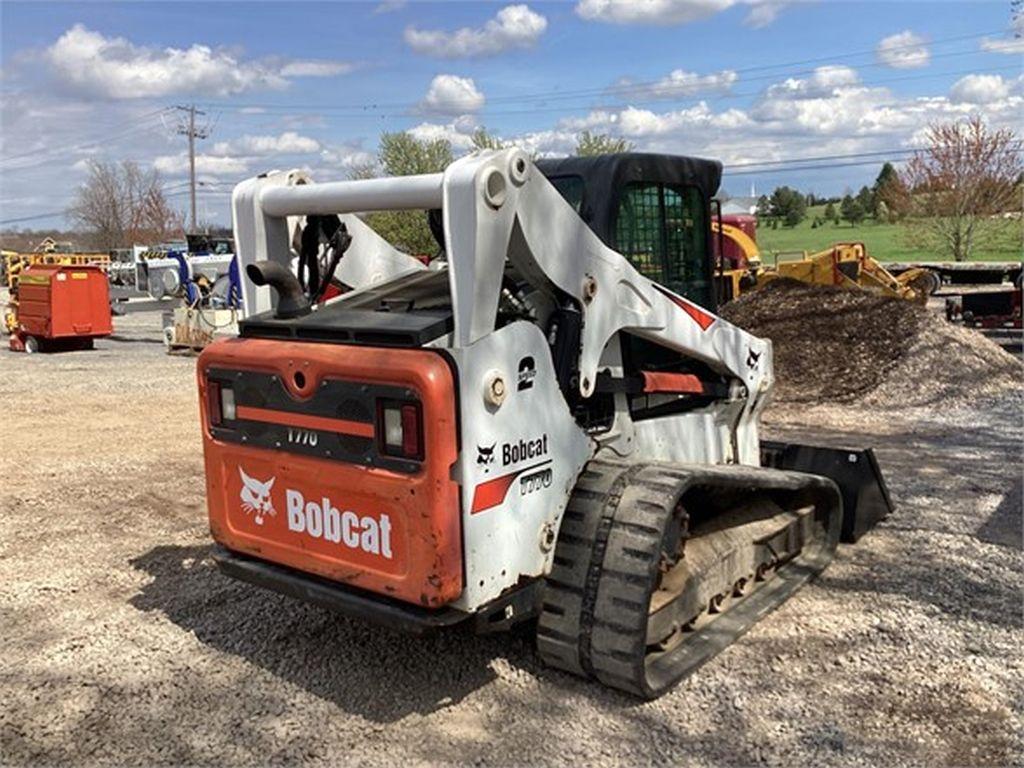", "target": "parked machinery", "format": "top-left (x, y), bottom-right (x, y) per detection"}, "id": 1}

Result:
top-left (197, 151), bottom-right (891, 698)
top-left (946, 287), bottom-right (1023, 329)
top-left (7, 264), bottom-right (112, 353)
top-left (709, 220), bottom-right (935, 303)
